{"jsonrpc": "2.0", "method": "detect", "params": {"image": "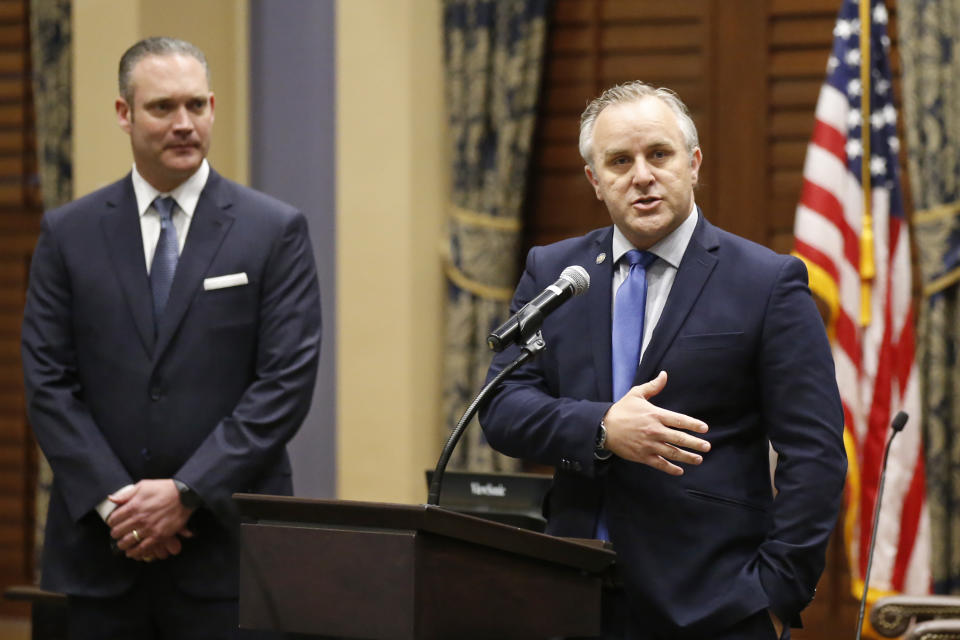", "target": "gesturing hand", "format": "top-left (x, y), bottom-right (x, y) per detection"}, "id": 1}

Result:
top-left (107, 479), bottom-right (194, 560)
top-left (603, 371), bottom-right (711, 475)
